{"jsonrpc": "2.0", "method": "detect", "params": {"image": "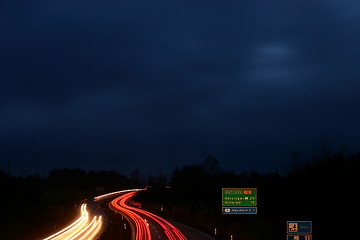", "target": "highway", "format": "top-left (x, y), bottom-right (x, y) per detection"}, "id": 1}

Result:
top-left (42, 203), bottom-right (104, 240)
top-left (41, 188), bottom-right (215, 240)
top-left (109, 190), bottom-right (215, 240)
top-left (110, 191), bottom-right (188, 240)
